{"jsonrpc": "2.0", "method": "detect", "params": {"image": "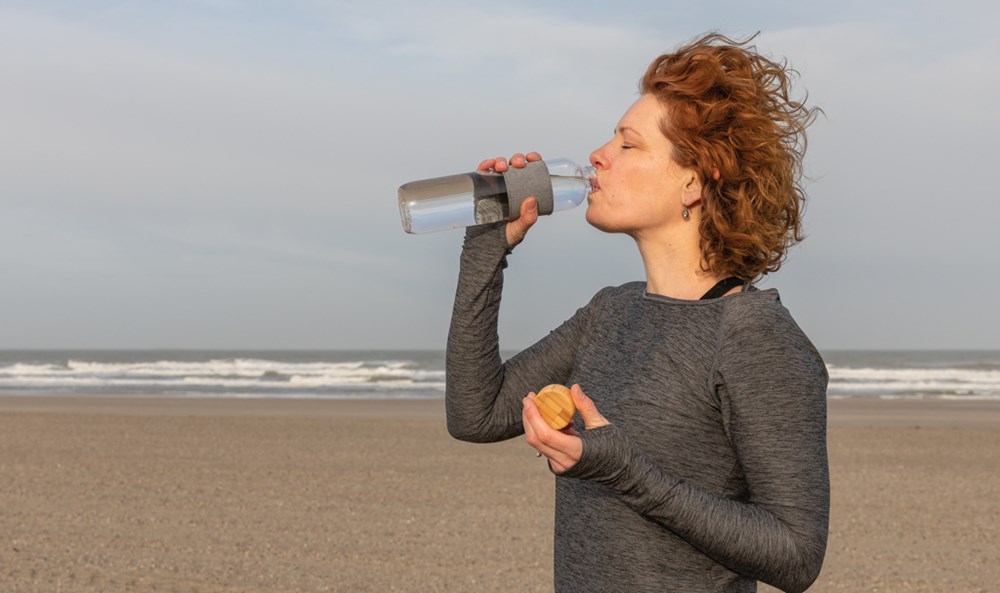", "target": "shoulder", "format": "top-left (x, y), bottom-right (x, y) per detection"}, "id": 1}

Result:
top-left (587, 281), bottom-right (645, 307)
top-left (722, 288), bottom-right (804, 340)
top-left (718, 288), bottom-right (827, 380)
top-left (569, 282), bottom-right (646, 332)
